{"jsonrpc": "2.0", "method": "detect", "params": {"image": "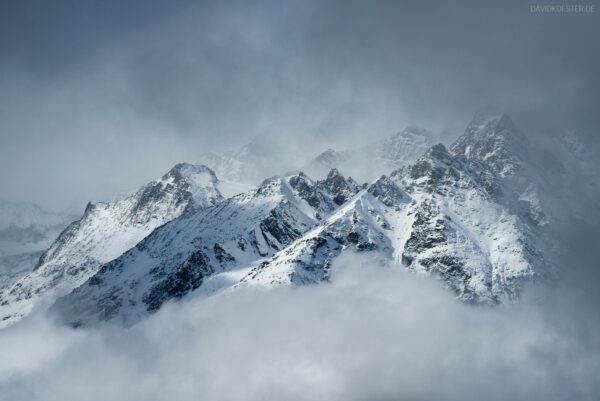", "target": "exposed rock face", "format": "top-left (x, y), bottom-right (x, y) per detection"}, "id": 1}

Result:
top-left (241, 190), bottom-right (397, 288)
top-left (287, 170), bottom-right (360, 218)
top-left (323, 168), bottom-right (360, 205)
